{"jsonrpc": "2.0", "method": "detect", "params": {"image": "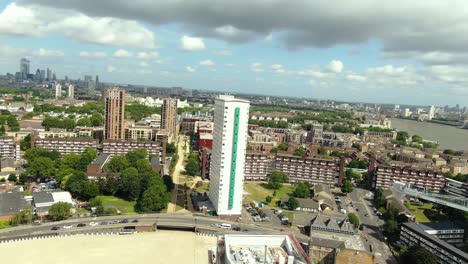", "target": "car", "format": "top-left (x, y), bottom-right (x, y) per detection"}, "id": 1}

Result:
top-left (132, 219), bottom-right (139, 223)
top-left (77, 223), bottom-right (86, 227)
top-left (99, 221), bottom-right (108, 225)
top-left (89, 222), bottom-right (98, 226)
top-left (110, 220), bottom-right (120, 224)
top-left (232, 227), bottom-right (241, 231)
top-left (120, 219), bottom-right (129, 223)
top-left (51, 226), bottom-right (60, 230)
top-left (281, 220), bottom-right (289, 225)
top-left (364, 213), bottom-right (369, 217)
top-left (262, 217), bottom-right (270, 222)
top-left (63, 225), bottom-right (73, 229)
top-left (253, 215), bottom-right (262, 222)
